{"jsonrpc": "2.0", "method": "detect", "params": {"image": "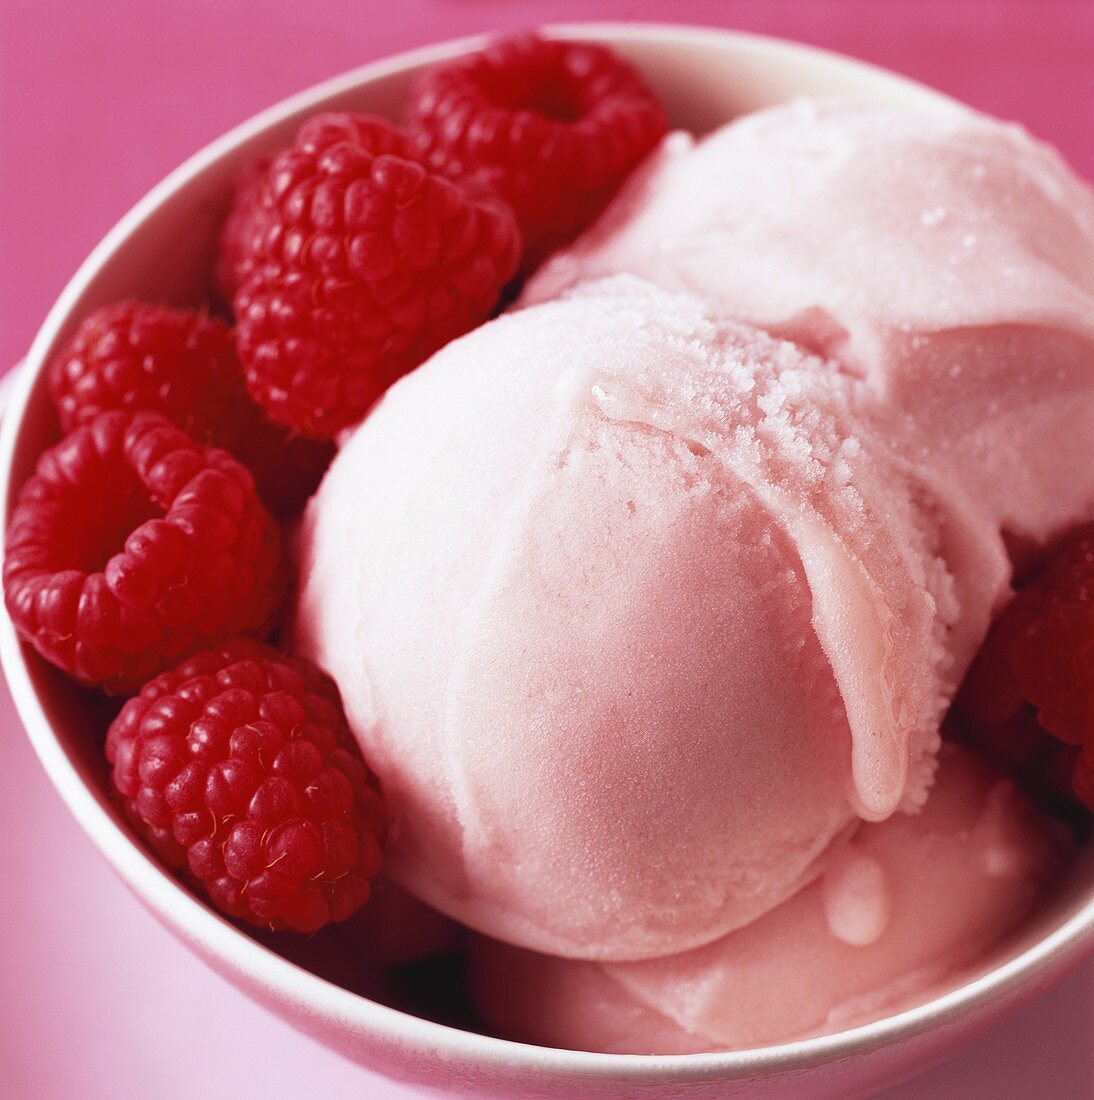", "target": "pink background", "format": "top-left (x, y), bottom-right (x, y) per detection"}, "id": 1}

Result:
top-left (0, 1), bottom-right (1091, 1097)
